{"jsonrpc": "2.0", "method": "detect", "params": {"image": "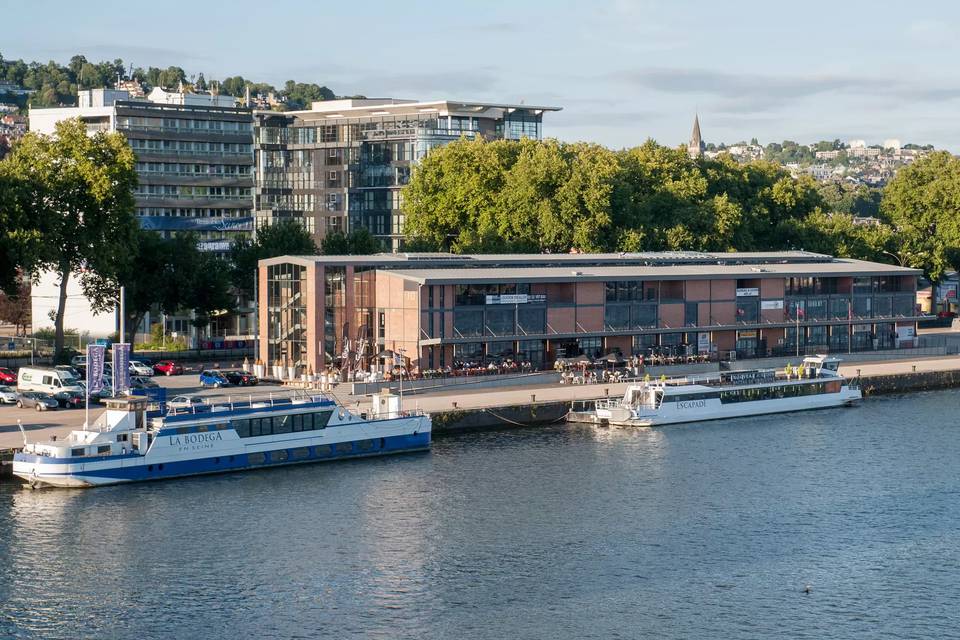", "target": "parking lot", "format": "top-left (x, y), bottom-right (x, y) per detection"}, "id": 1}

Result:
top-left (0, 370), bottom-right (289, 446)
